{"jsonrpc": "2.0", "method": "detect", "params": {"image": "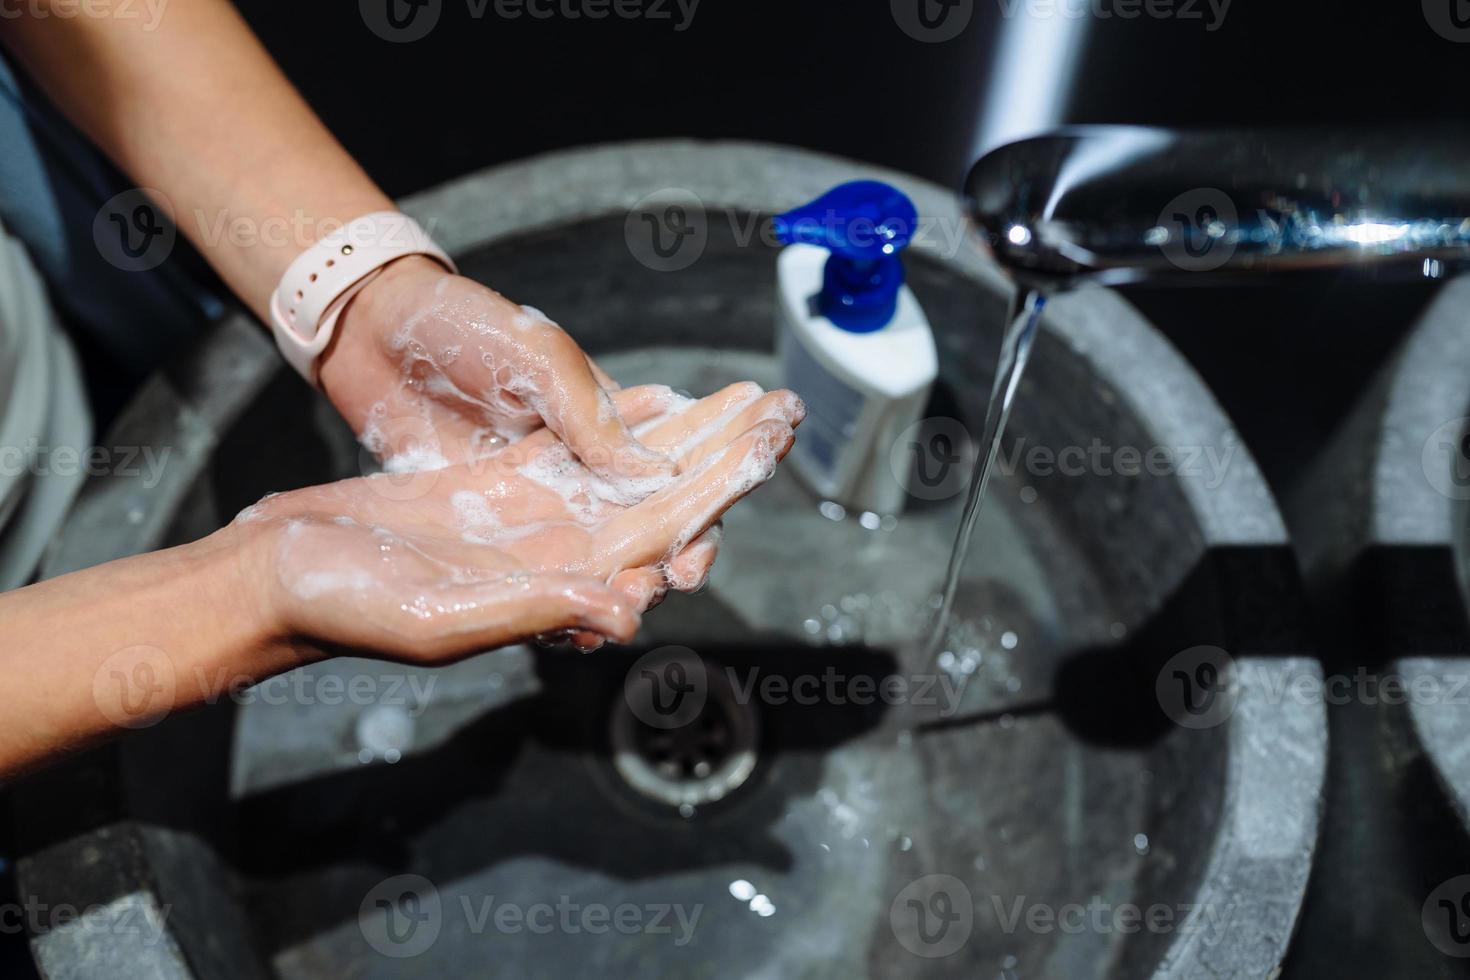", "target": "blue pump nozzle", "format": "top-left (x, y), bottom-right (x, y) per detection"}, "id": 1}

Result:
top-left (772, 181), bottom-right (918, 333)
